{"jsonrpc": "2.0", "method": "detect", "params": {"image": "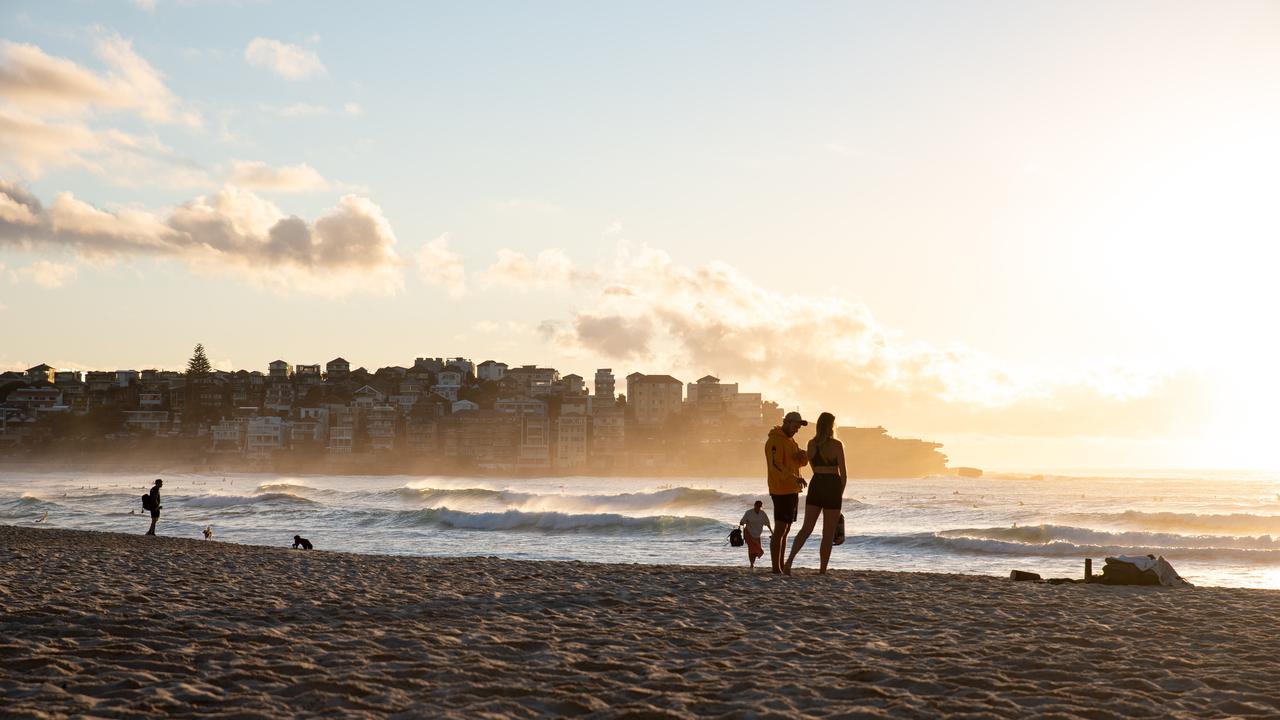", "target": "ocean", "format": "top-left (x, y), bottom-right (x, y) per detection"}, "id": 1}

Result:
top-left (4, 470), bottom-right (1280, 589)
